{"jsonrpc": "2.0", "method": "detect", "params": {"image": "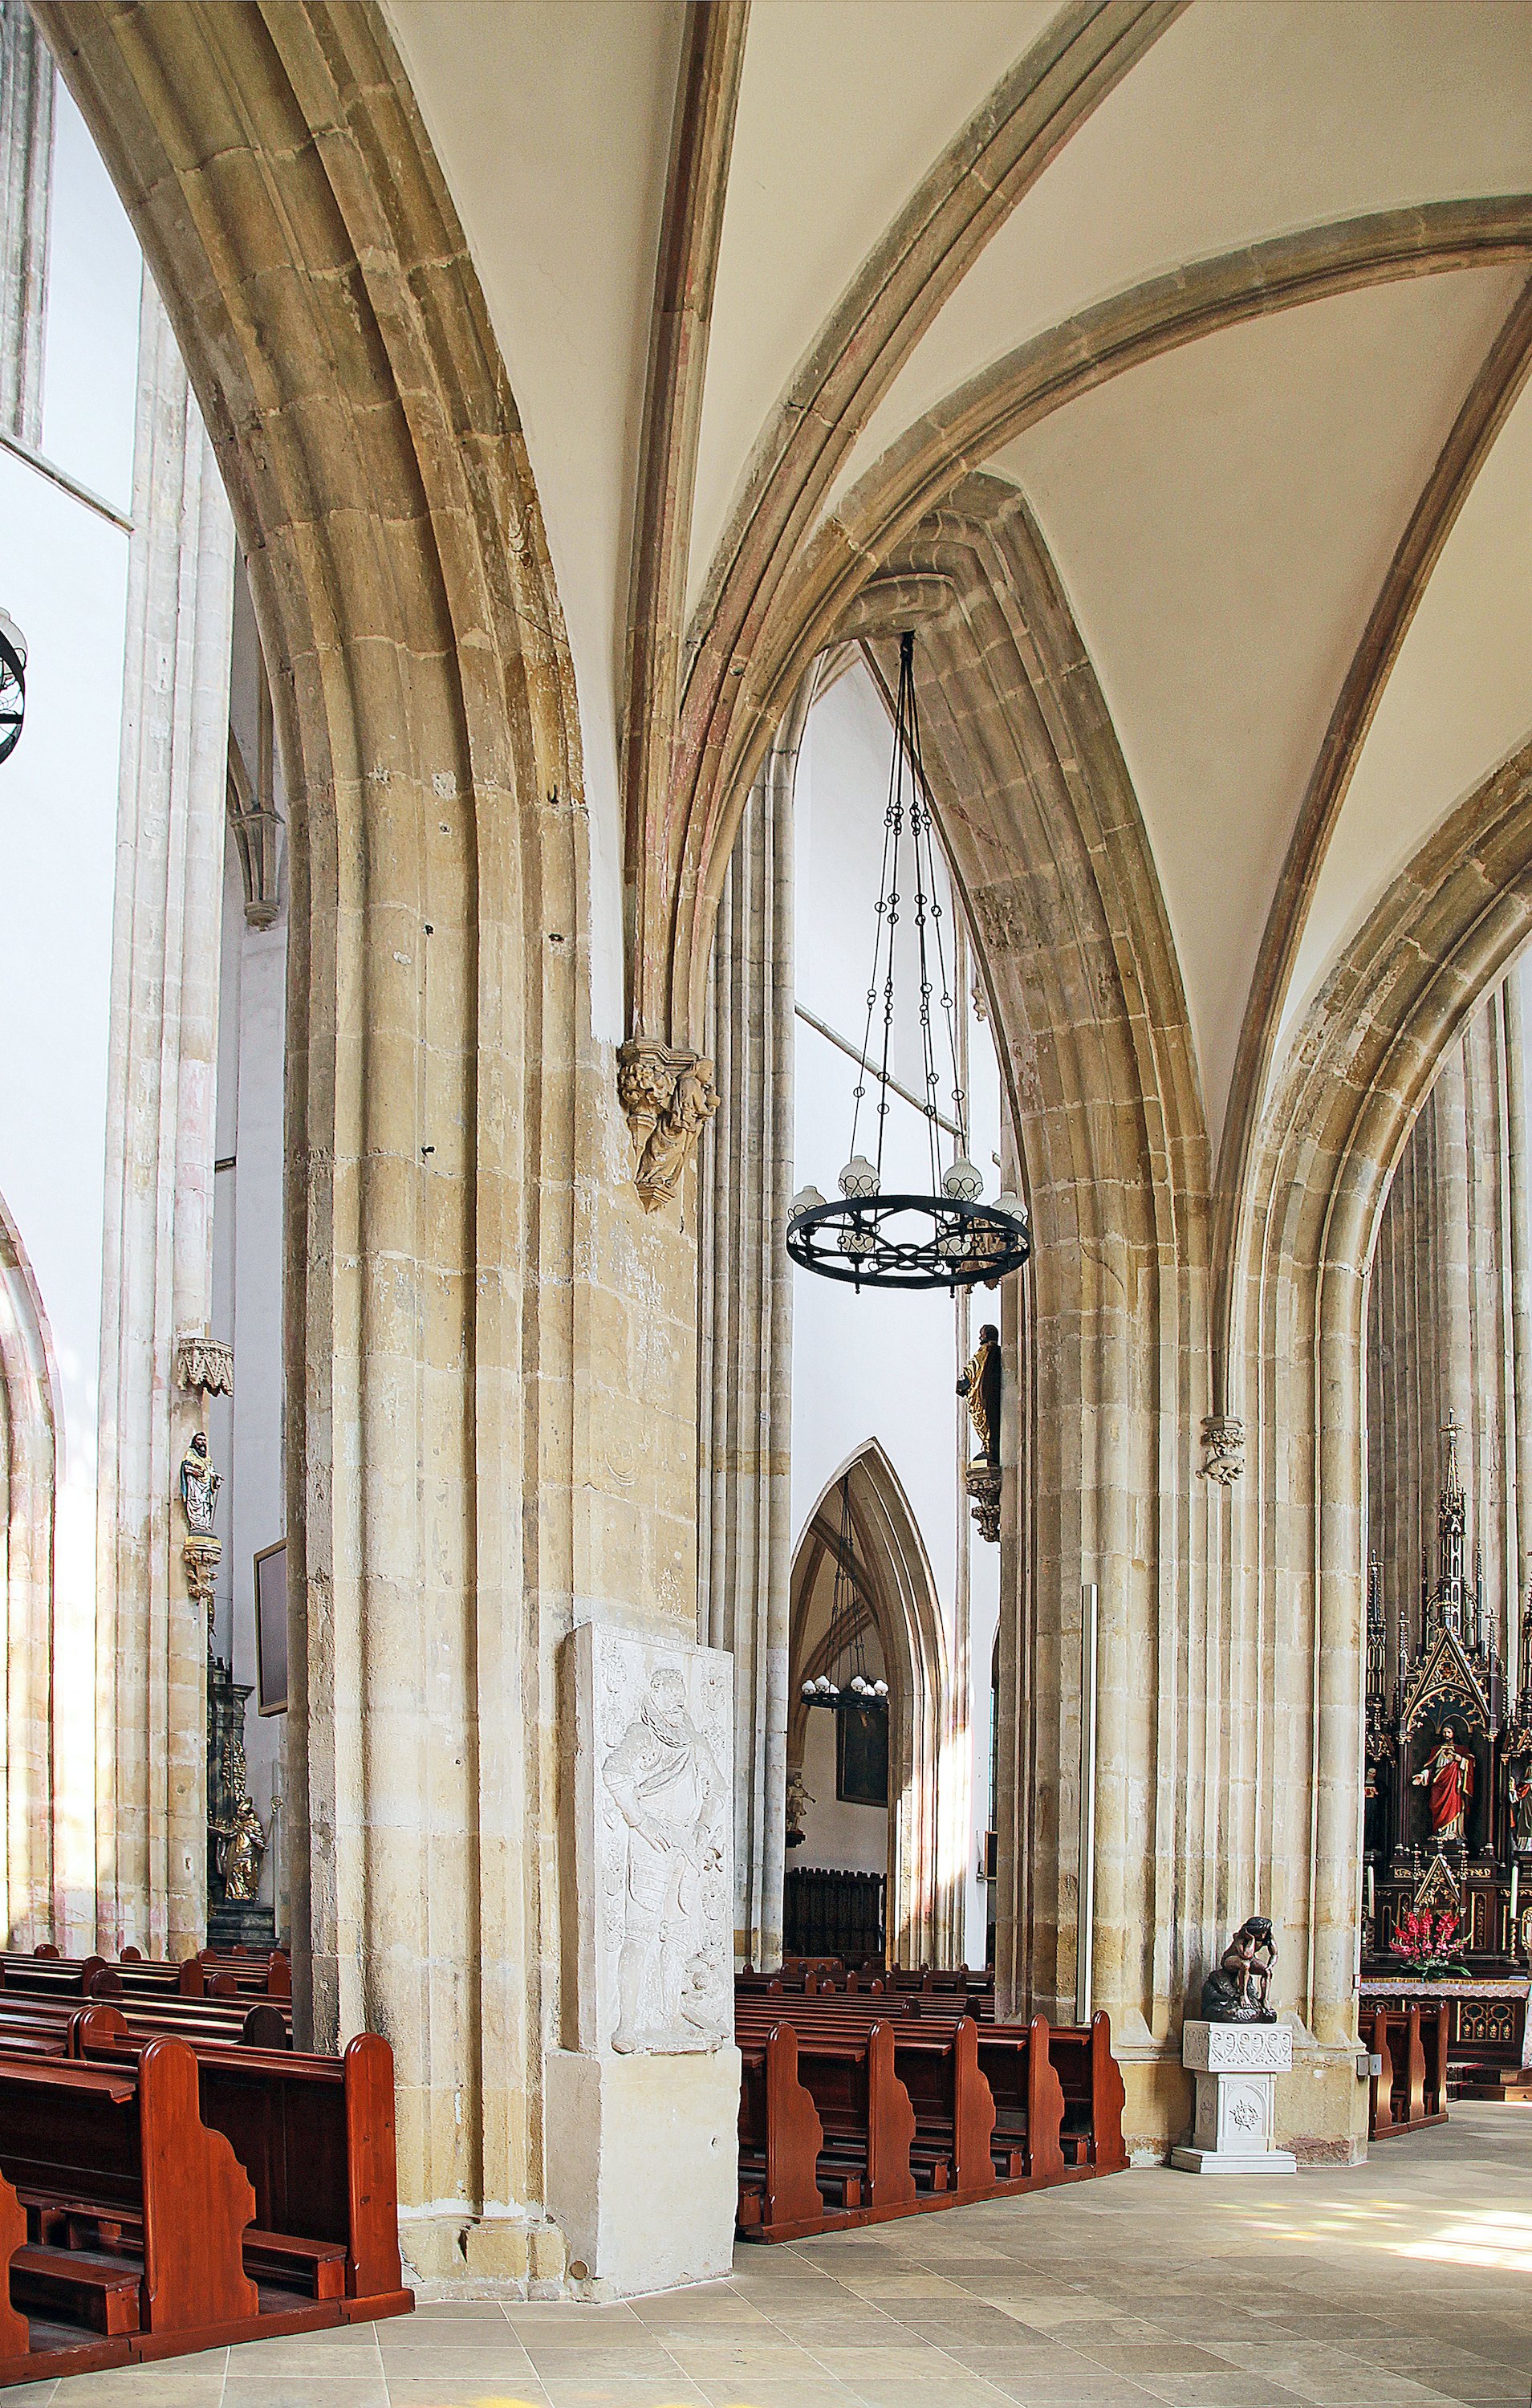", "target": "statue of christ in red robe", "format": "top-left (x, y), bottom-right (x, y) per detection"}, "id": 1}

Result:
top-left (1412, 1721), bottom-right (1474, 1839)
